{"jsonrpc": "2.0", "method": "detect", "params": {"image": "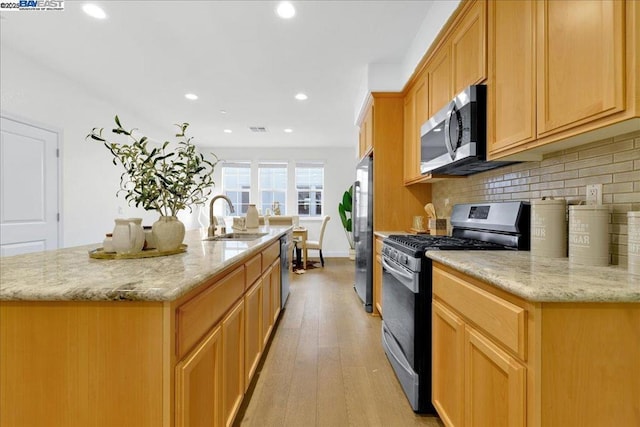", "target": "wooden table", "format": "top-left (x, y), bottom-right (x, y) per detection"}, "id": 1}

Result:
top-left (292, 227), bottom-right (307, 269)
